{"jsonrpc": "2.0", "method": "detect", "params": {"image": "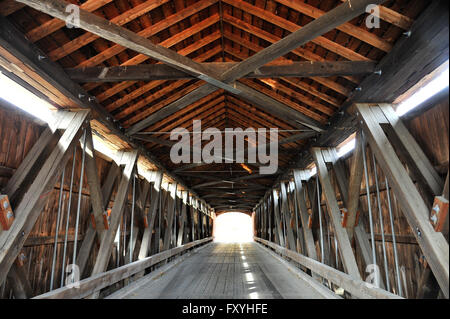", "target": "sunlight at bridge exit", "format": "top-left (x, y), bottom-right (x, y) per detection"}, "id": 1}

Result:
top-left (214, 213), bottom-right (253, 243)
